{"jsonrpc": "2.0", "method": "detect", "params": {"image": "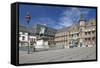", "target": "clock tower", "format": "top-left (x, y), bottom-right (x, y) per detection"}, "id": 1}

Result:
top-left (79, 14), bottom-right (86, 47)
top-left (79, 14), bottom-right (85, 26)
